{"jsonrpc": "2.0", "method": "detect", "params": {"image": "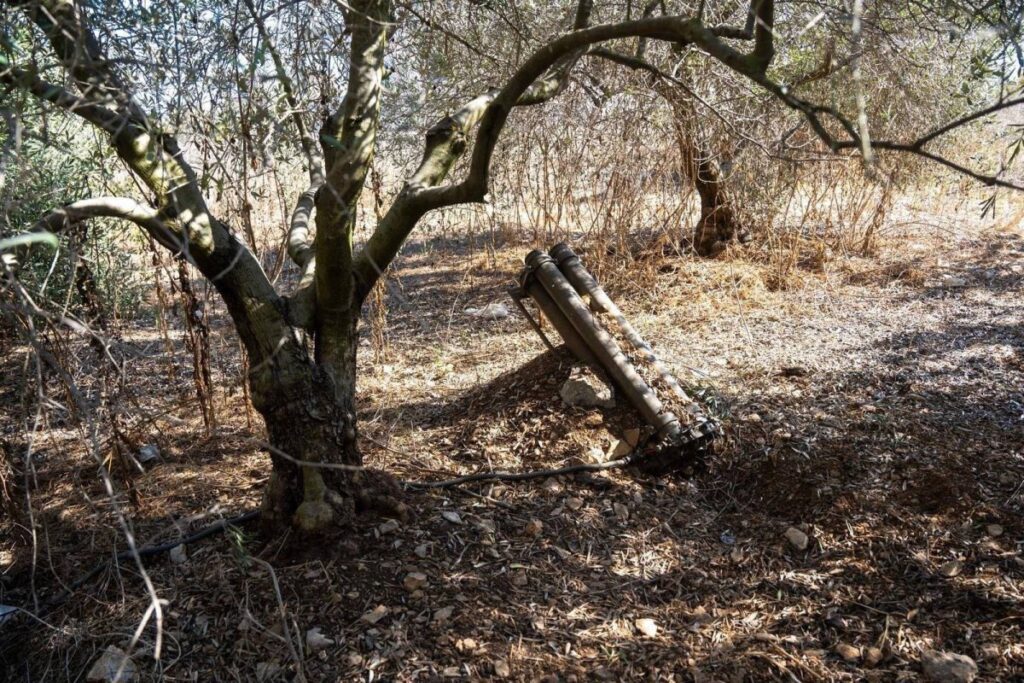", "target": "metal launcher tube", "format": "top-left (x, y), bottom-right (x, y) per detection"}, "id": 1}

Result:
top-left (522, 250), bottom-right (682, 440)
